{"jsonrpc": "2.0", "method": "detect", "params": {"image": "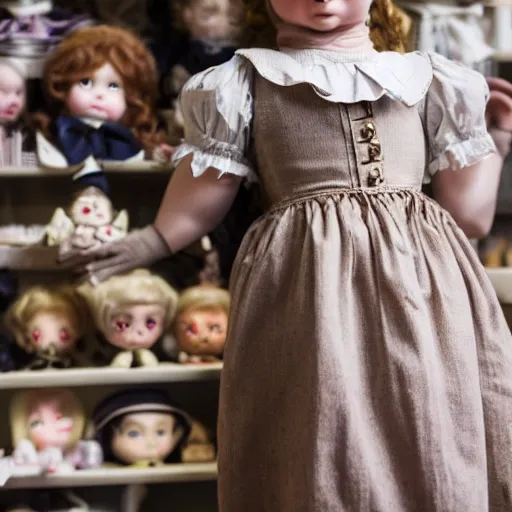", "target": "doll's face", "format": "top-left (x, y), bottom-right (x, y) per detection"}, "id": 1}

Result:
top-left (175, 307), bottom-right (227, 356)
top-left (70, 192), bottom-right (113, 227)
top-left (0, 64), bottom-right (25, 124)
top-left (26, 398), bottom-right (74, 451)
top-left (26, 311), bottom-right (78, 355)
top-left (270, 0), bottom-right (373, 32)
top-left (66, 63), bottom-right (126, 122)
top-left (112, 412), bottom-right (178, 464)
top-left (183, 0), bottom-right (242, 41)
top-left (107, 305), bottom-right (166, 350)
